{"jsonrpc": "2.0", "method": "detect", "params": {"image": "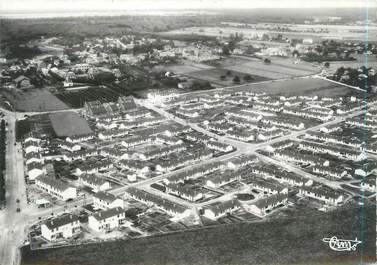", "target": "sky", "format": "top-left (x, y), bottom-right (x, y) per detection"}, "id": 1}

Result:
top-left (0, 0), bottom-right (375, 12)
